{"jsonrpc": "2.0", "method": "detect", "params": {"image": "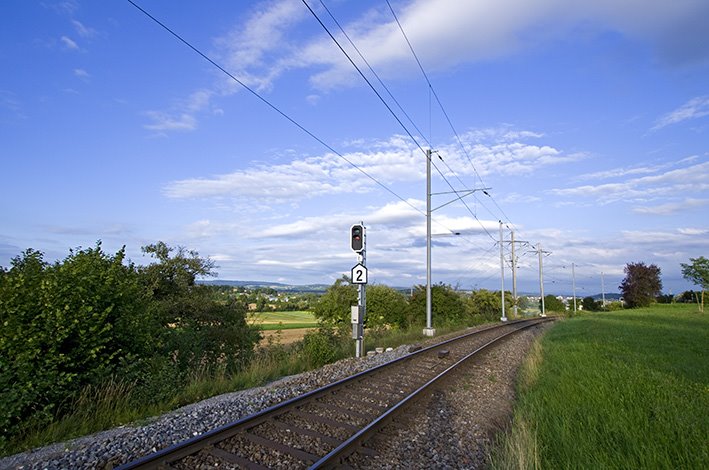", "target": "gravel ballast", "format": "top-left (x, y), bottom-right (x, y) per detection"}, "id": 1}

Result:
top-left (1, 322), bottom-right (549, 469)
